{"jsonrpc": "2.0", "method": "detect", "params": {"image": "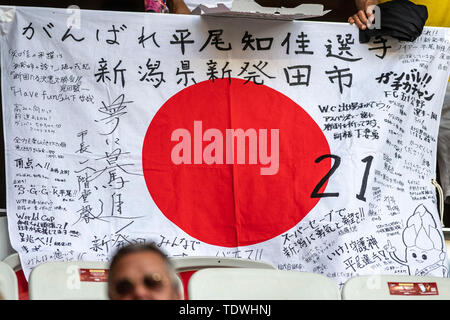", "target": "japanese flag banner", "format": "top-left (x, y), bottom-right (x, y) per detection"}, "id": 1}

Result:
top-left (0, 6), bottom-right (449, 286)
